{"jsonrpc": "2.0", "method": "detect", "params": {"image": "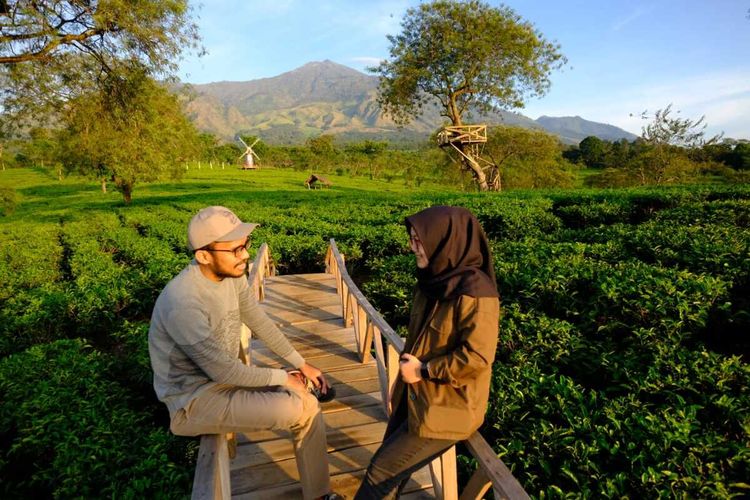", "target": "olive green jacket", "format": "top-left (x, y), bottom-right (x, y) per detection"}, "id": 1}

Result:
top-left (391, 290), bottom-right (500, 440)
